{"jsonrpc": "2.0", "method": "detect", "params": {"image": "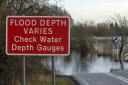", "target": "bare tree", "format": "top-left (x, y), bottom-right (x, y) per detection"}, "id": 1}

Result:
top-left (111, 14), bottom-right (128, 70)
